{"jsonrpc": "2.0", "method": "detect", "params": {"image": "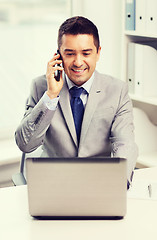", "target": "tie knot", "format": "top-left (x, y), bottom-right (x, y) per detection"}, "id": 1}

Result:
top-left (70, 86), bottom-right (84, 98)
